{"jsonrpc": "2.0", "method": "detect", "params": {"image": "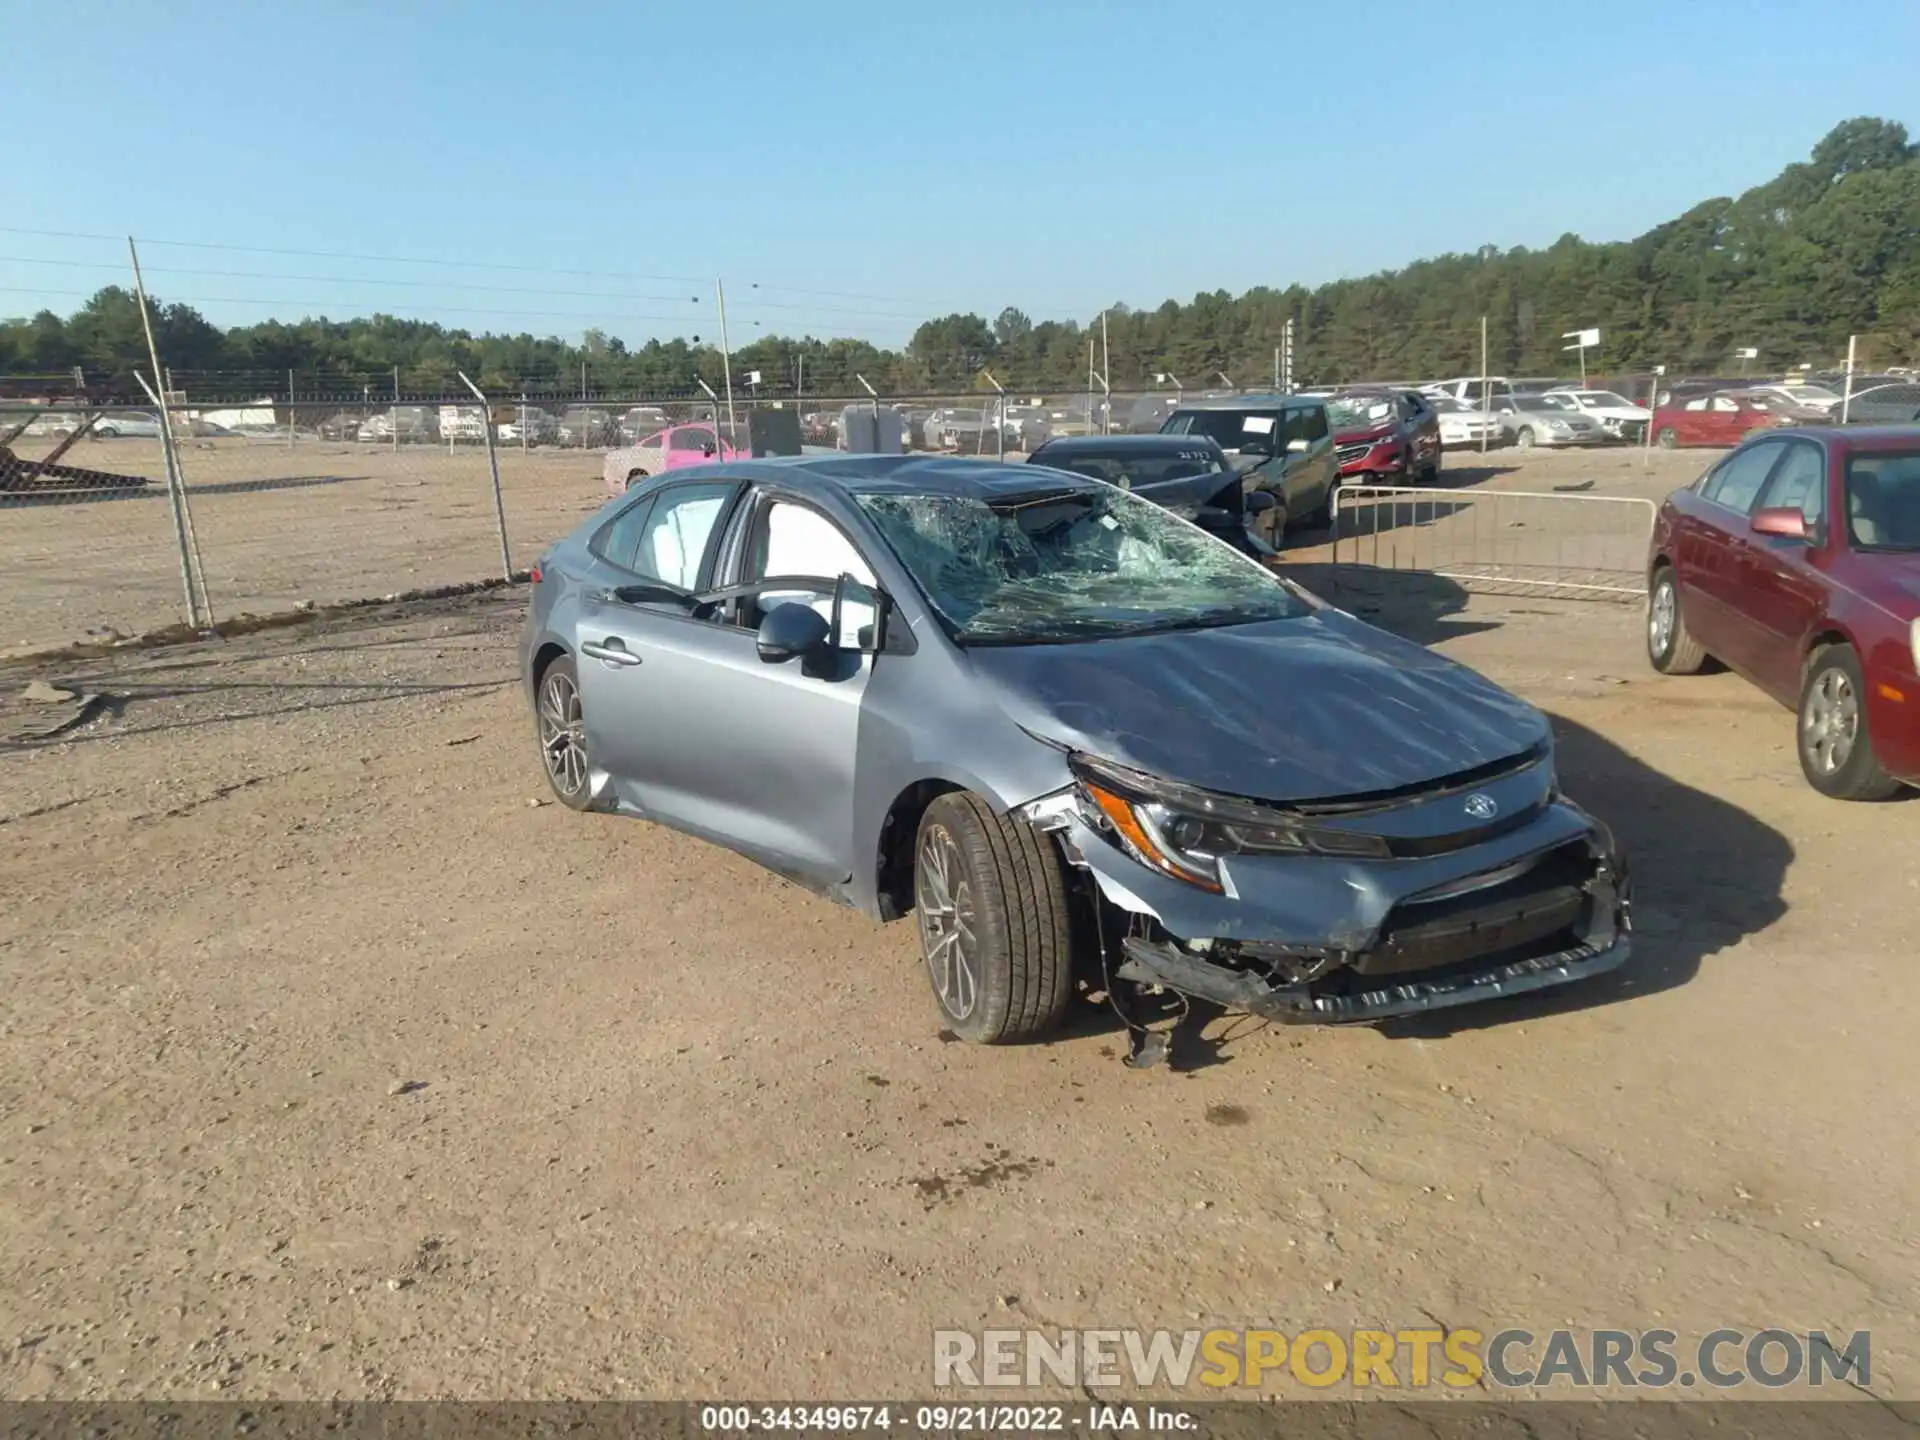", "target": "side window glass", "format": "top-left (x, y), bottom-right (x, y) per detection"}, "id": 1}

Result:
top-left (669, 426), bottom-right (716, 453)
top-left (752, 500), bottom-right (881, 649)
top-left (592, 494), bottom-right (657, 572)
top-left (1759, 443), bottom-right (1826, 526)
top-left (1161, 413), bottom-right (1193, 436)
top-left (1702, 444), bottom-right (1780, 516)
top-left (633, 483), bottom-right (733, 588)
top-left (1281, 407), bottom-right (1312, 448)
